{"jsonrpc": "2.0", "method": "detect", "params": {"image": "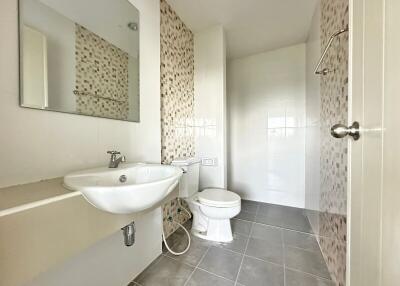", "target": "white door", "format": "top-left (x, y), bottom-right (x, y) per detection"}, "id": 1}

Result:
top-left (348, 0), bottom-right (400, 285)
